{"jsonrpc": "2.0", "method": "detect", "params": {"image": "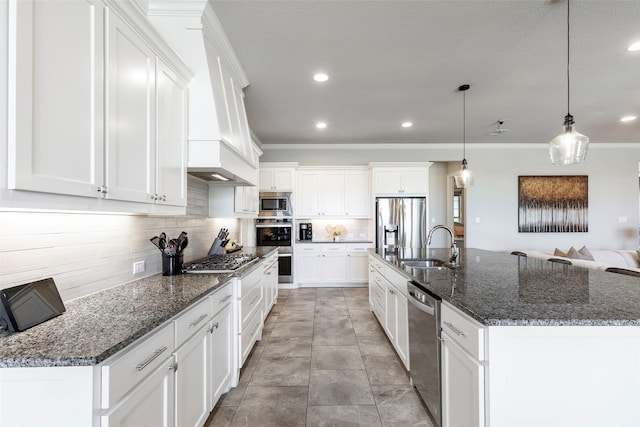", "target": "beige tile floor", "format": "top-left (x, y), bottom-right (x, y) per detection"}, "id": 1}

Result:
top-left (205, 287), bottom-right (434, 427)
